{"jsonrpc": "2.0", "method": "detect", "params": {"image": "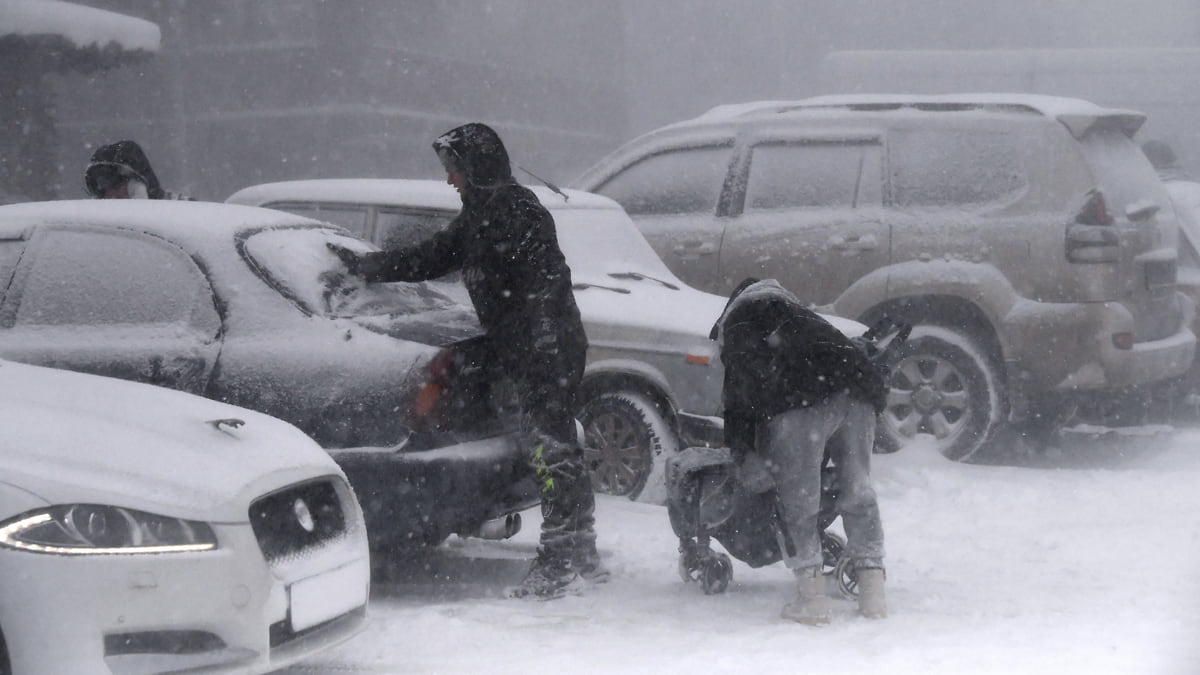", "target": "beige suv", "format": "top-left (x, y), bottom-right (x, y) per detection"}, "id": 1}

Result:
top-left (574, 94), bottom-right (1196, 461)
